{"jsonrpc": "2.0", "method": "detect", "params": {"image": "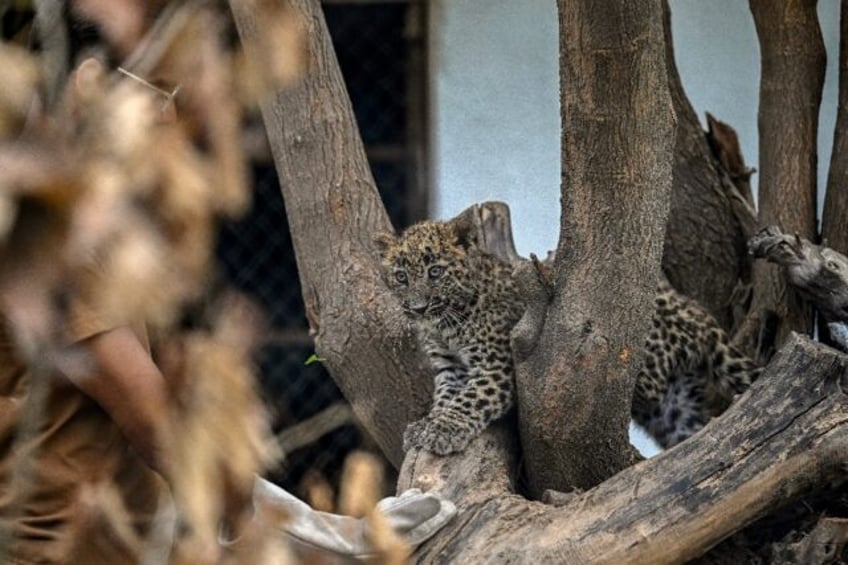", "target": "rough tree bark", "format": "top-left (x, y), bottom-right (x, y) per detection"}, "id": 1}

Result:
top-left (823, 0), bottom-right (848, 255)
top-left (742, 0), bottom-right (824, 352)
top-left (513, 0), bottom-right (675, 495)
top-left (660, 0), bottom-right (756, 331)
top-left (233, 0), bottom-right (848, 561)
top-left (230, 0), bottom-right (428, 467)
top-left (401, 335), bottom-right (848, 563)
